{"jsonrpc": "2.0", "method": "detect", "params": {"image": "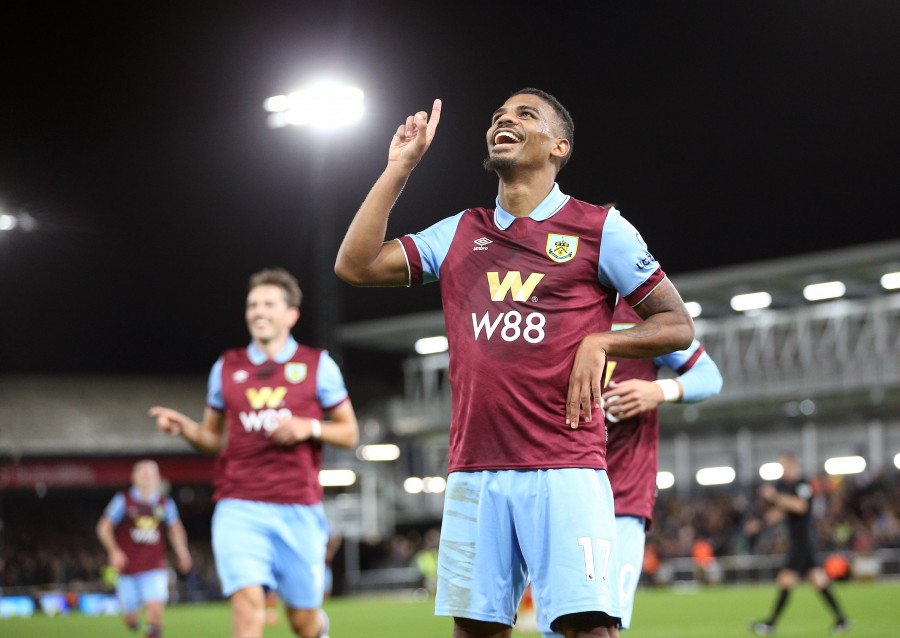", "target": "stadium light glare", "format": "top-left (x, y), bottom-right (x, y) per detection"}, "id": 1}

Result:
top-left (656, 471), bottom-right (675, 489)
top-left (696, 466), bottom-right (736, 486)
top-left (803, 281), bottom-right (846, 301)
top-left (422, 476), bottom-right (447, 494)
top-left (0, 214), bottom-right (16, 231)
top-left (355, 443), bottom-right (400, 462)
top-left (759, 462), bottom-right (784, 481)
top-left (894, 453), bottom-right (900, 470)
top-left (824, 455), bottom-right (866, 476)
top-left (881, 271), bottom-right (900, 290)
top-left (684, 302), bottom-right (702, 318)
top-left (415, 336), bottom-right (449, 355)
top-left (730, 291), bottom-right (771, 312)
top-left (318, 469), bottom-right (357, 487)
top-left (404, 477), bottom-right (424, 494)
top-left (264, 81), bottom-right (364, 130)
